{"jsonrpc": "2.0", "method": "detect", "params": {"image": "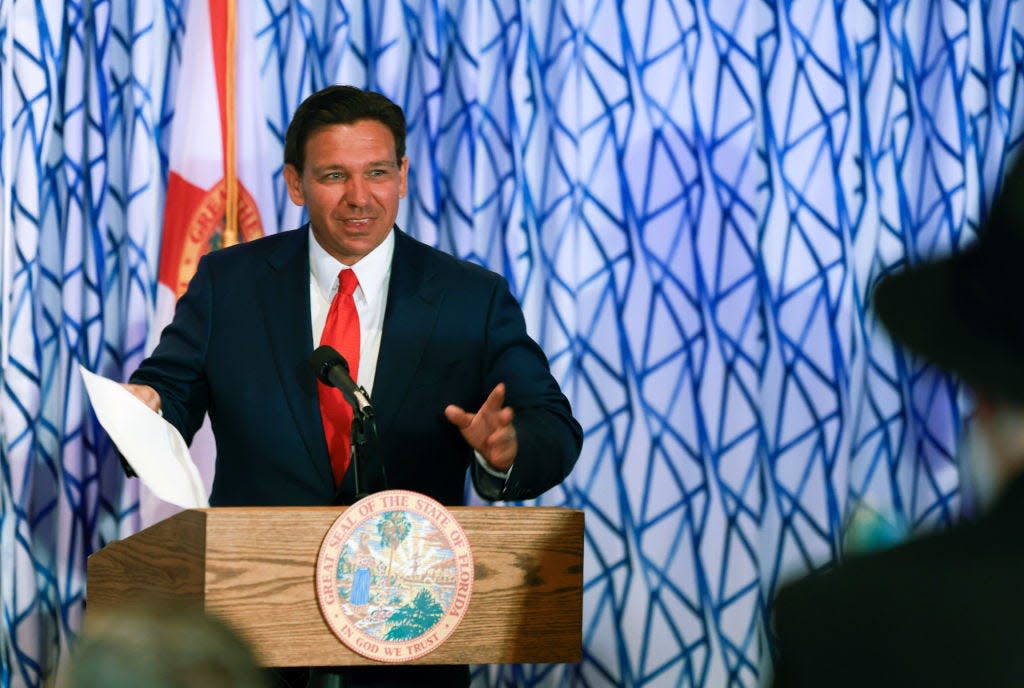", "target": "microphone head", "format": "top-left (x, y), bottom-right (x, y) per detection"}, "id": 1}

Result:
top-left (309, 345), bottom-right (349, 384)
